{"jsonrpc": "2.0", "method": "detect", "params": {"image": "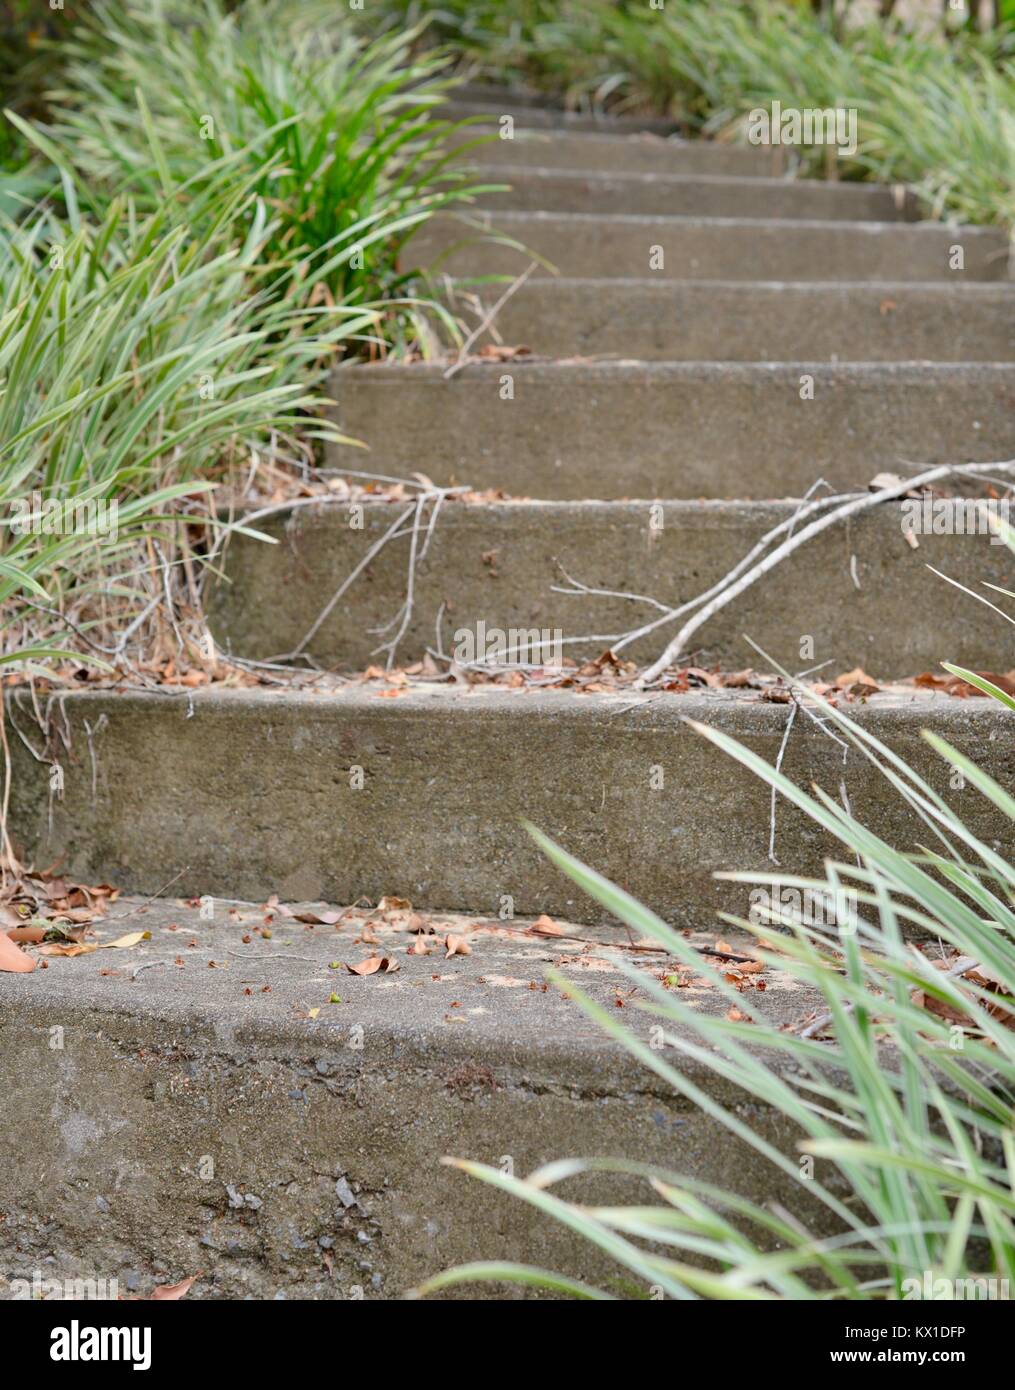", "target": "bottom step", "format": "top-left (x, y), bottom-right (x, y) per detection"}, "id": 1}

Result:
top-left (0, 897), bottom-right (823, 1299)
top-left (8, 685), bottom-right (1010, 927)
